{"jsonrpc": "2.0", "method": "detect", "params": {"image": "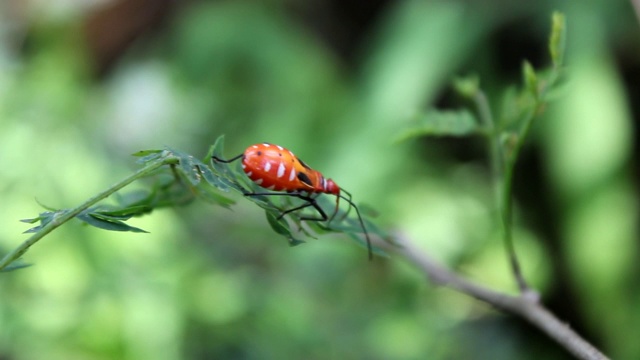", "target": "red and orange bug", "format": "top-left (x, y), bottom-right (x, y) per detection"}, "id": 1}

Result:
top-left (212, 143), bottom-right (373, 260)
